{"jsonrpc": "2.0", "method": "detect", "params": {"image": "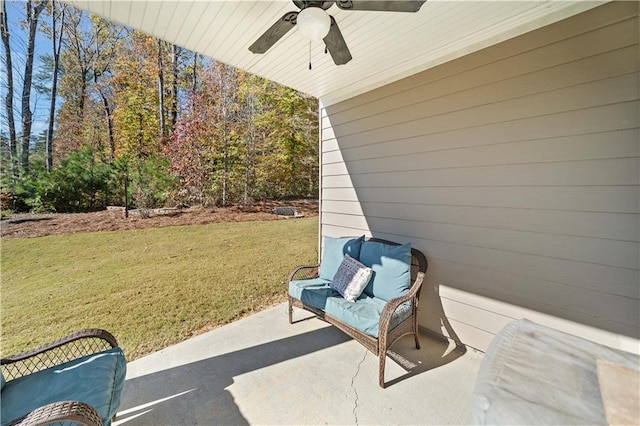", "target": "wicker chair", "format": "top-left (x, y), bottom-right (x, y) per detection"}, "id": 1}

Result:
top-left (287, 238), bottom-right (428, 388)
top-left (1, 329), bottom-right (125, 426)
